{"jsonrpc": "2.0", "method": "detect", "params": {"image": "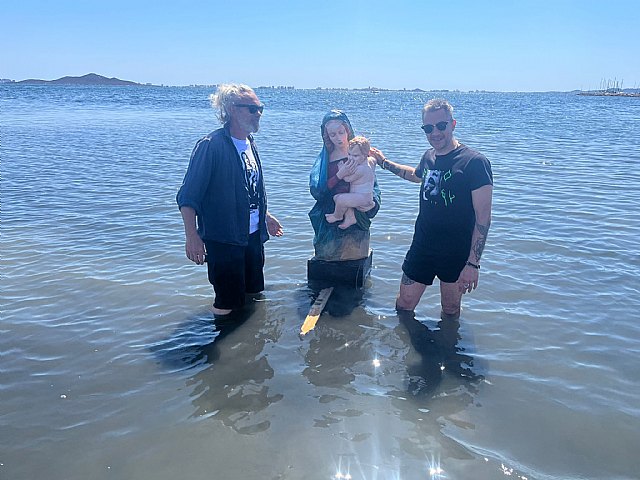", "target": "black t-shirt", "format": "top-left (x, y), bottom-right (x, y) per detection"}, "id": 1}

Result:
top-left (413, 144), bottom-right (493, 257)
